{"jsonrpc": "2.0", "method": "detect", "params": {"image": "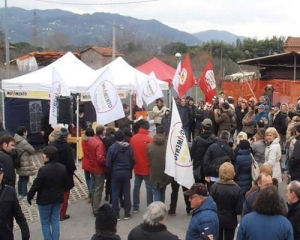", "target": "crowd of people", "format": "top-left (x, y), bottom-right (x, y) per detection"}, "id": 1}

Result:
top-left (1, 93), bottom-right (300, 240)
